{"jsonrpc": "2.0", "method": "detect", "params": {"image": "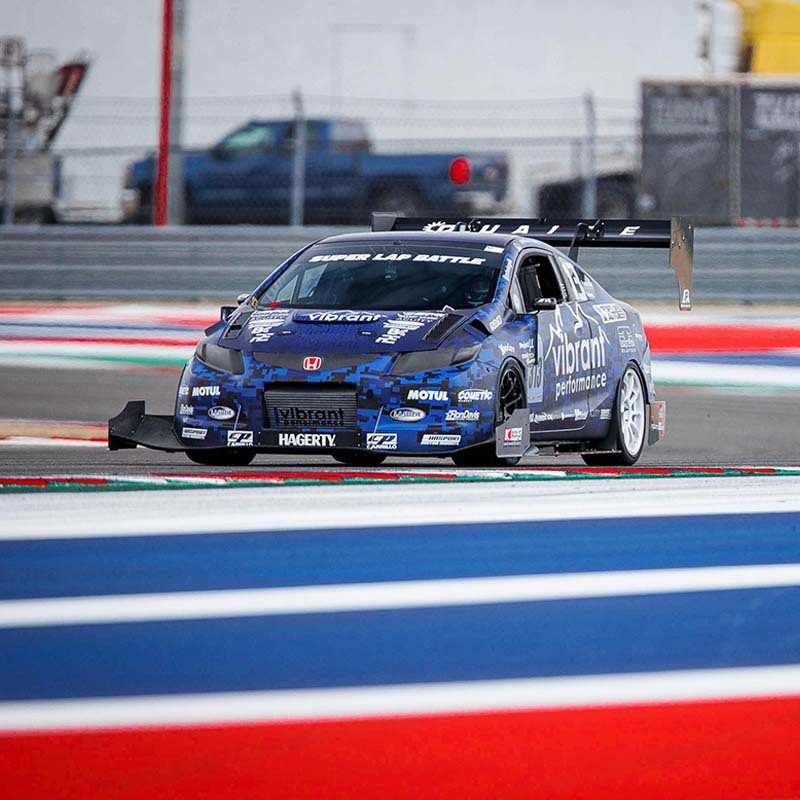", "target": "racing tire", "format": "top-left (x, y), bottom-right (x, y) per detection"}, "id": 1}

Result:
top-left (452, 362), bottom-right (525, 468)
top-left (332, 452), bottom-right (387, 467)
top-left (581, 365), bottom-right (646, 466)
top-left (186, 449), bottom-right (256, 467)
